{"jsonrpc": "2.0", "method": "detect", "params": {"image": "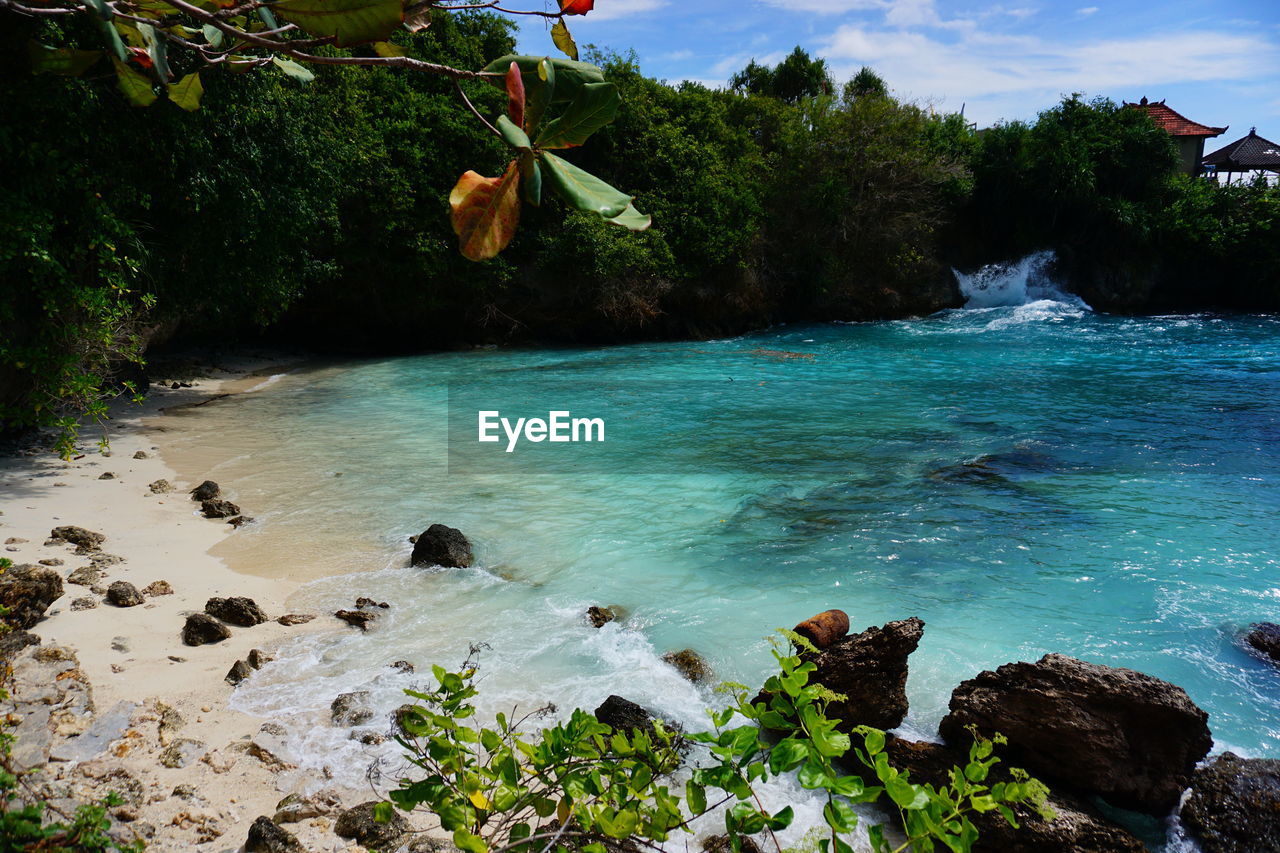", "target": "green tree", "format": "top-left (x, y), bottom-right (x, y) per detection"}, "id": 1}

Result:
top-left (729, 46), bottom-right (831, 104)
